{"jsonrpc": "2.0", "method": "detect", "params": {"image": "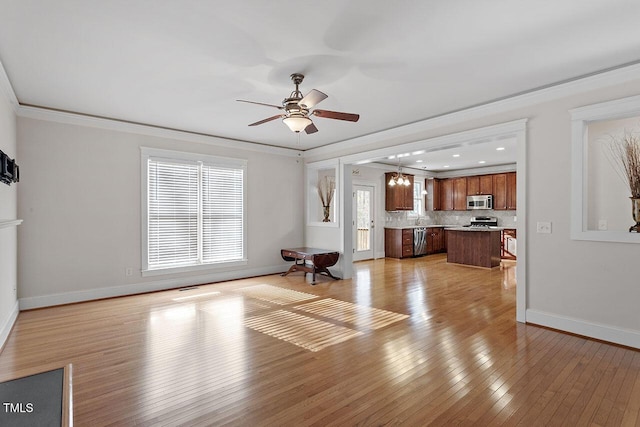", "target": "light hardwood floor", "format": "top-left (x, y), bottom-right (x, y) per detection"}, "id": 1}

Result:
top-left (1, 254), bottom-right (639, 426)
